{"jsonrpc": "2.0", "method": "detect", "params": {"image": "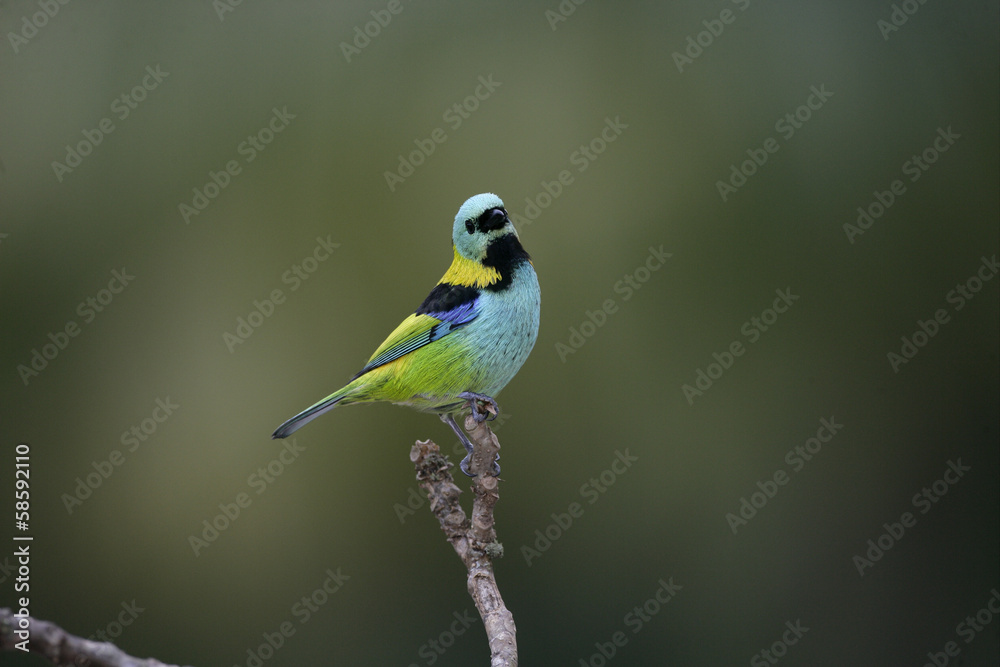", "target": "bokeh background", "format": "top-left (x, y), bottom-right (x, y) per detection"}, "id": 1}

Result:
top-left (2, 1), bottom-right (998, 665)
